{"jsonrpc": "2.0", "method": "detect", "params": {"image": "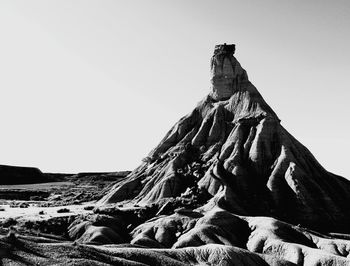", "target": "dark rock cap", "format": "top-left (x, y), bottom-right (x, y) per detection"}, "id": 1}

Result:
top-left (214, 43), bottom-right (235, 55)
